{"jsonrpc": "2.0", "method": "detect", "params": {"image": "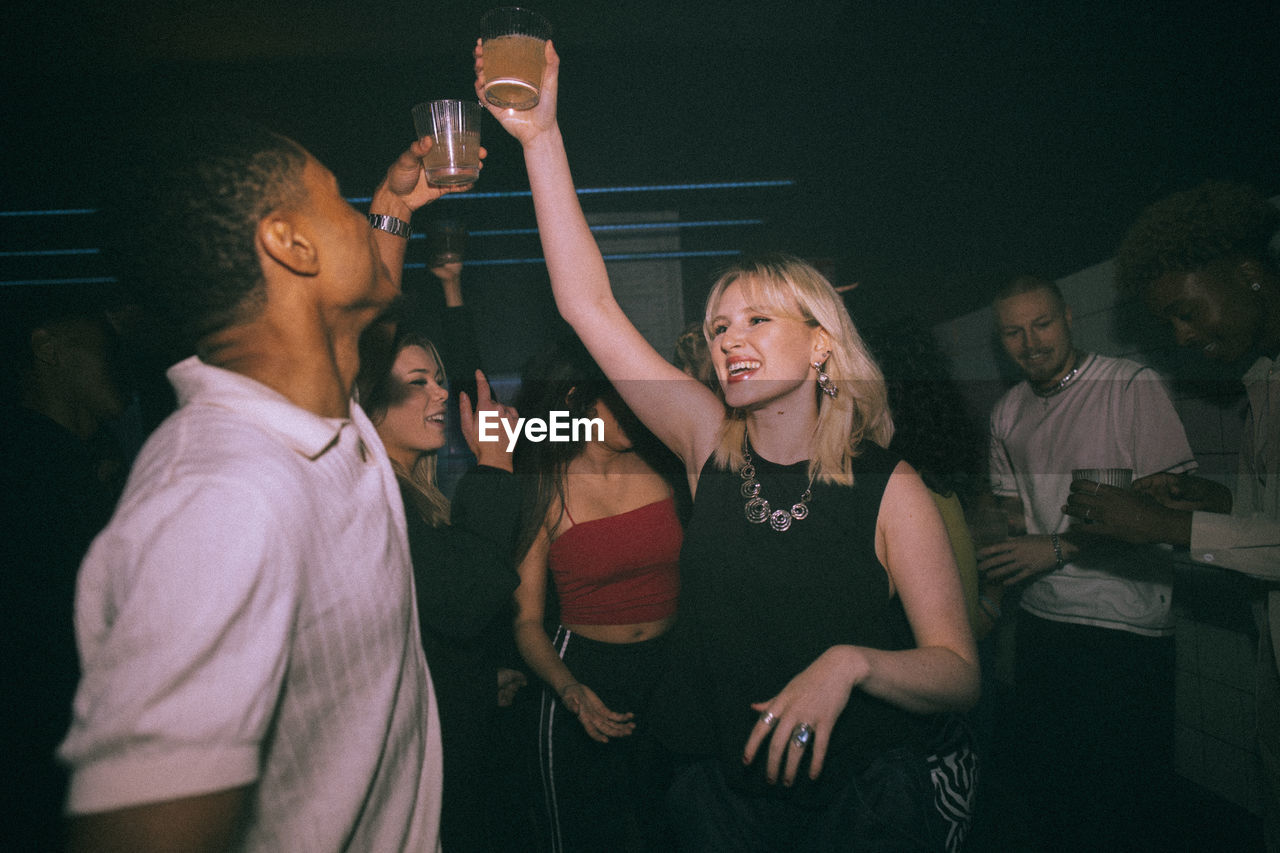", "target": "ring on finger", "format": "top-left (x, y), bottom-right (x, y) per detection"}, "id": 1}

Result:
top-left (758, 711), bottom-right (778, 729)
top-left (790, 722), bottom-right (814, 750)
